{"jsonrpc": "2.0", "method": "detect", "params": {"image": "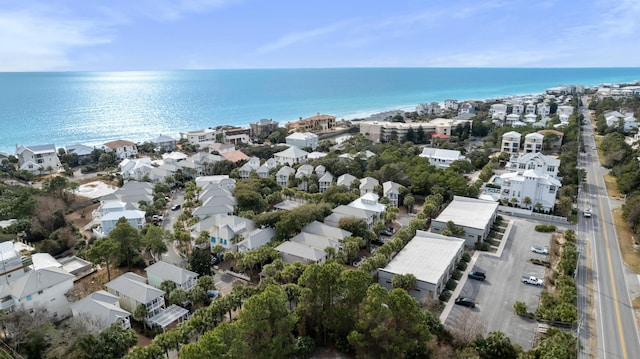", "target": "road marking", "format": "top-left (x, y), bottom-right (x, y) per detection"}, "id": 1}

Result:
top-left (593, 159), bottom-right (628, 359)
